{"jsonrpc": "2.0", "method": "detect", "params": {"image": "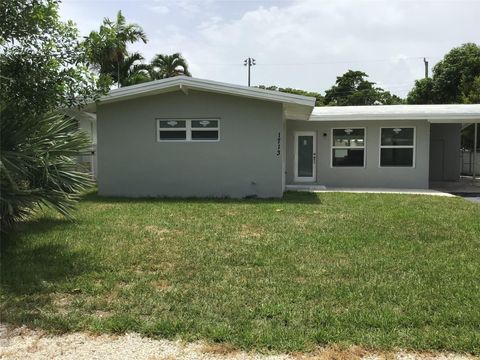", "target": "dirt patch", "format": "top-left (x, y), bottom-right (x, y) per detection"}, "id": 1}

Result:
top-left (0, 325), bottom-right (476, 360)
